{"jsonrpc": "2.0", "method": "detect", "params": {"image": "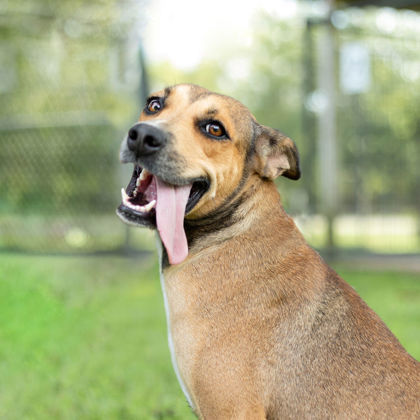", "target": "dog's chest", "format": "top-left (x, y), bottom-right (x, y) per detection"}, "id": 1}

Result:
top-left (159, 265), bottom-right (200, 409)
